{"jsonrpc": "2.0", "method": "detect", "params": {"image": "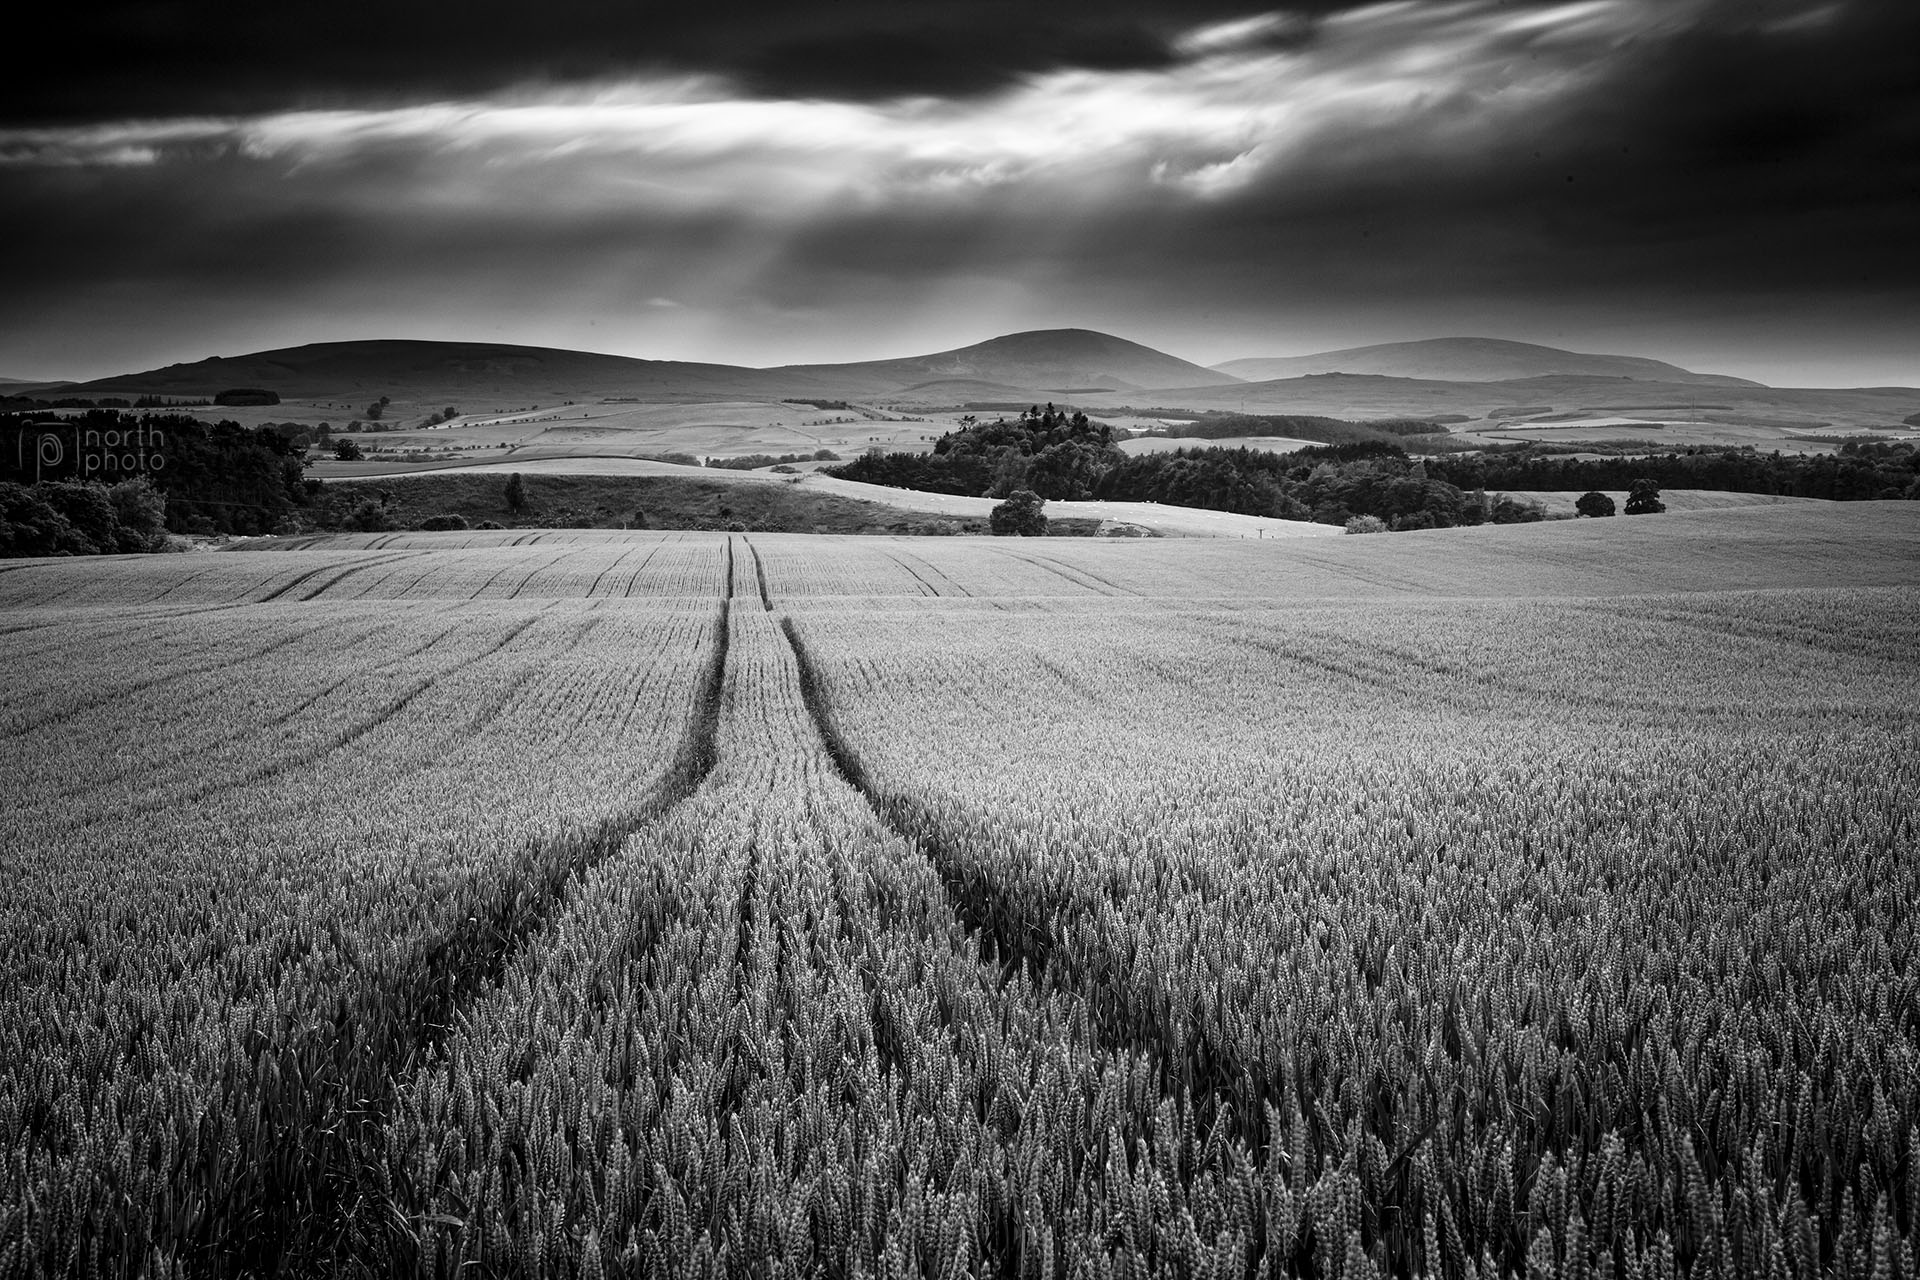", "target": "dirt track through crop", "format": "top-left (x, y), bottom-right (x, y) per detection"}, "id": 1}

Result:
top-left (246, 575), bottom-right (738, 1275)
top-left (780, 615), bottom-right (1060, 983)
top-left (776, 613), bottom-right (1277, 1147)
